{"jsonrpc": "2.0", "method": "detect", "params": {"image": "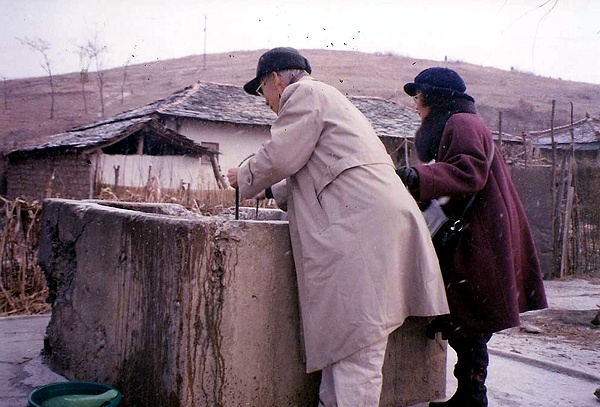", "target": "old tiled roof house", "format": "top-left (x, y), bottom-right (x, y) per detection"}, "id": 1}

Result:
top-left (528, 116), bottom-right (600, 162)
top-left (5, 117), bottom-right (215, 201)
top-left (5, 81), bottom-right (420, 201)
top-left (104, 81), bottom-right (420, 177)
